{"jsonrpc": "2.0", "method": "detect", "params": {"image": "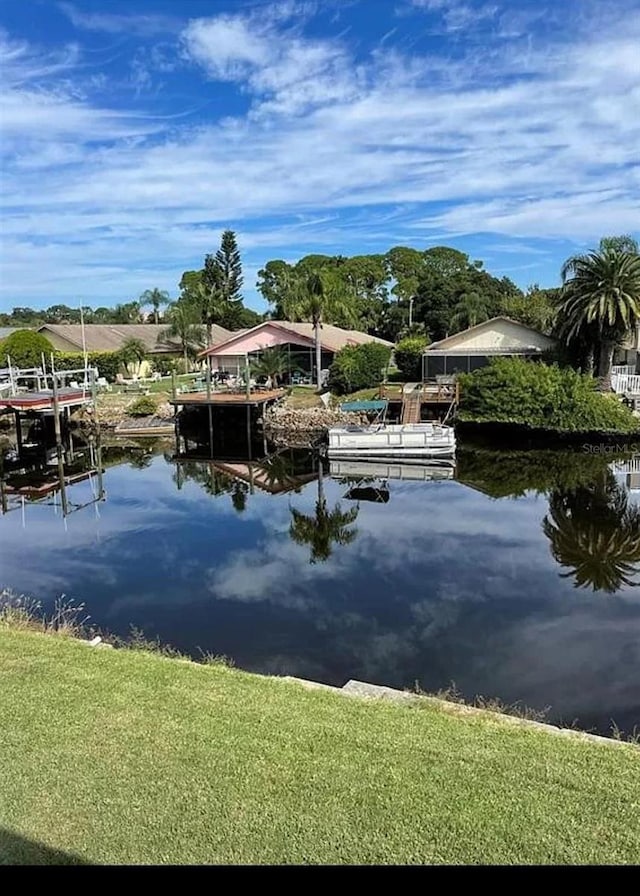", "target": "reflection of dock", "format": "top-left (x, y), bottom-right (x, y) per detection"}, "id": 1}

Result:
top-left (173, 448), bottom-right (319, 496)
top-left (0, 460), bottom-right (104, 520)
top-left (2, 469), bottom-right (95, 499)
